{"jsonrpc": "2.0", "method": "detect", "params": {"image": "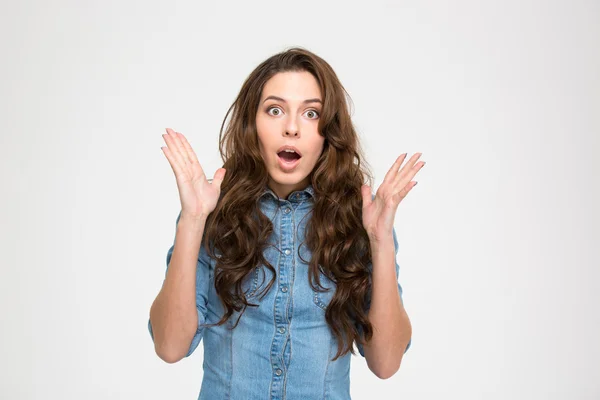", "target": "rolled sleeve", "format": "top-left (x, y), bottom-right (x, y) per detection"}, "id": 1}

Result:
top-left (356, 226), bottom-right (411, 357)
top-left (148, 211), bottom-right (212, 358)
